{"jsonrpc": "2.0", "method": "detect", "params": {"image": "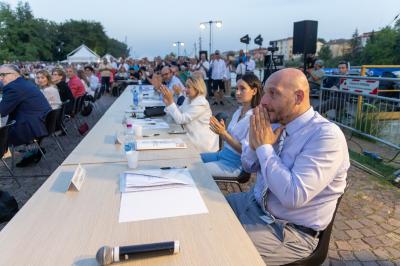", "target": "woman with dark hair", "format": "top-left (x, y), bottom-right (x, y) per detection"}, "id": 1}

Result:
top-left (51, 68), bottom-right (74, 114)
top-left (201, 73), bottom-right (262, 177)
